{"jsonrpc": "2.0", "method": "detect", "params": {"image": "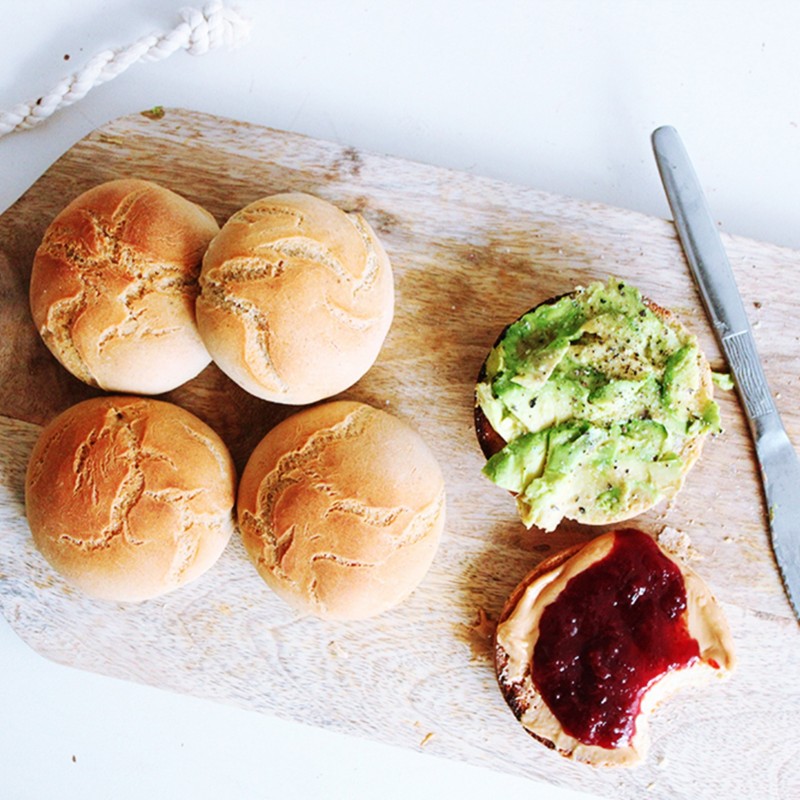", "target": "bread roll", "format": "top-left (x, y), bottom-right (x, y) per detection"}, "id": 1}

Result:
top-left (494, 529), bottom-right (734, 767)
top-left (25, 396), bottom-right (236, 602)
top-left (30, 178), bottom-right (219, 394)
top-left (237, 401), bottom-right (445, 620)
top-left (196, 192), bottom-right (394, 404)
top-left (475, 278), bottom-right (720, 531)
